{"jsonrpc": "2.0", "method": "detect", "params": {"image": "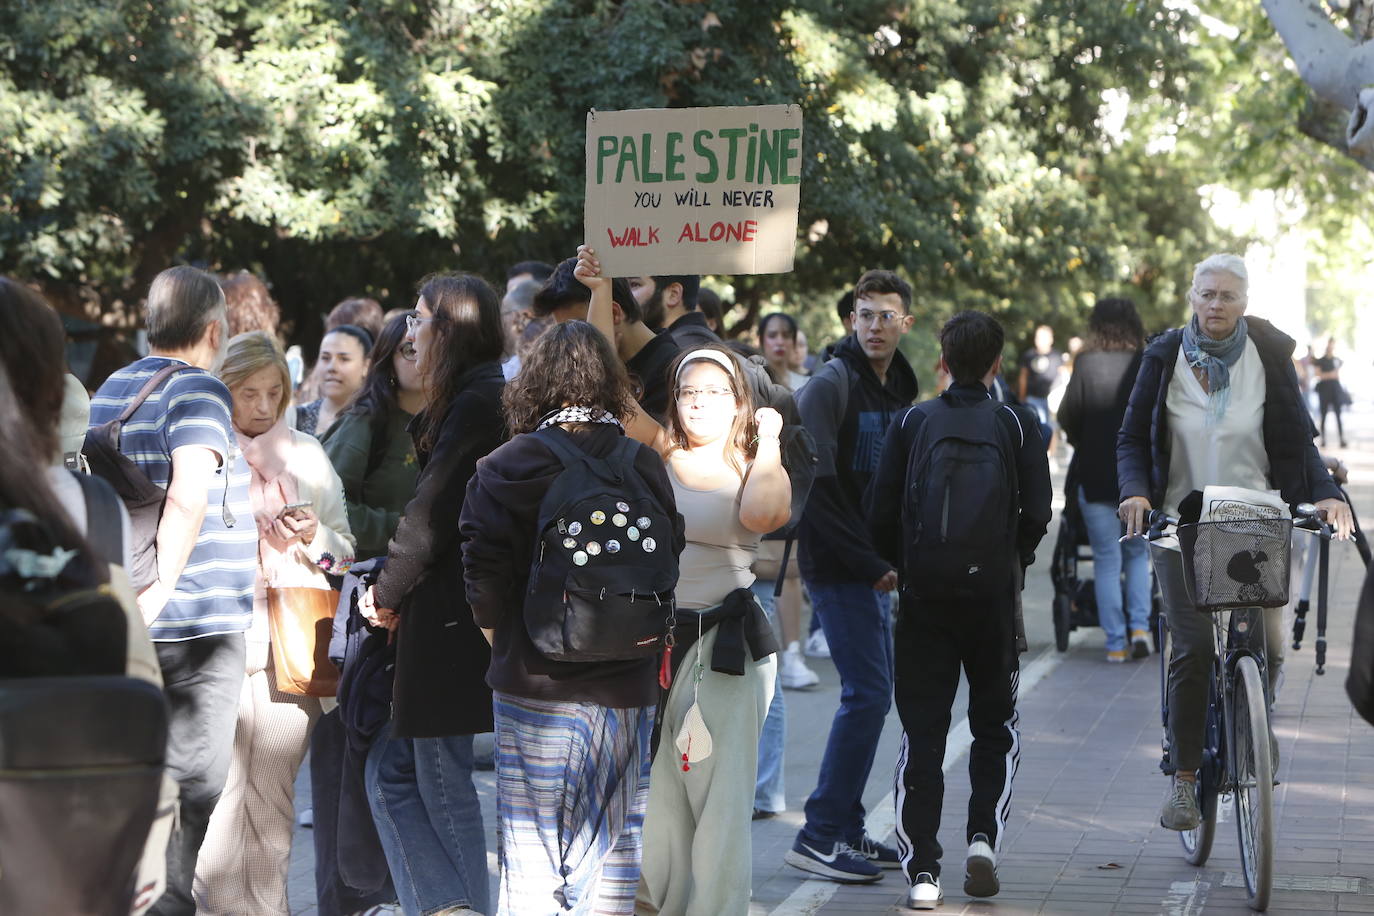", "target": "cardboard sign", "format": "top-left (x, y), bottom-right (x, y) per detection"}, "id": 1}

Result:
top-left (584, 104), bottom-right (803, 276)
